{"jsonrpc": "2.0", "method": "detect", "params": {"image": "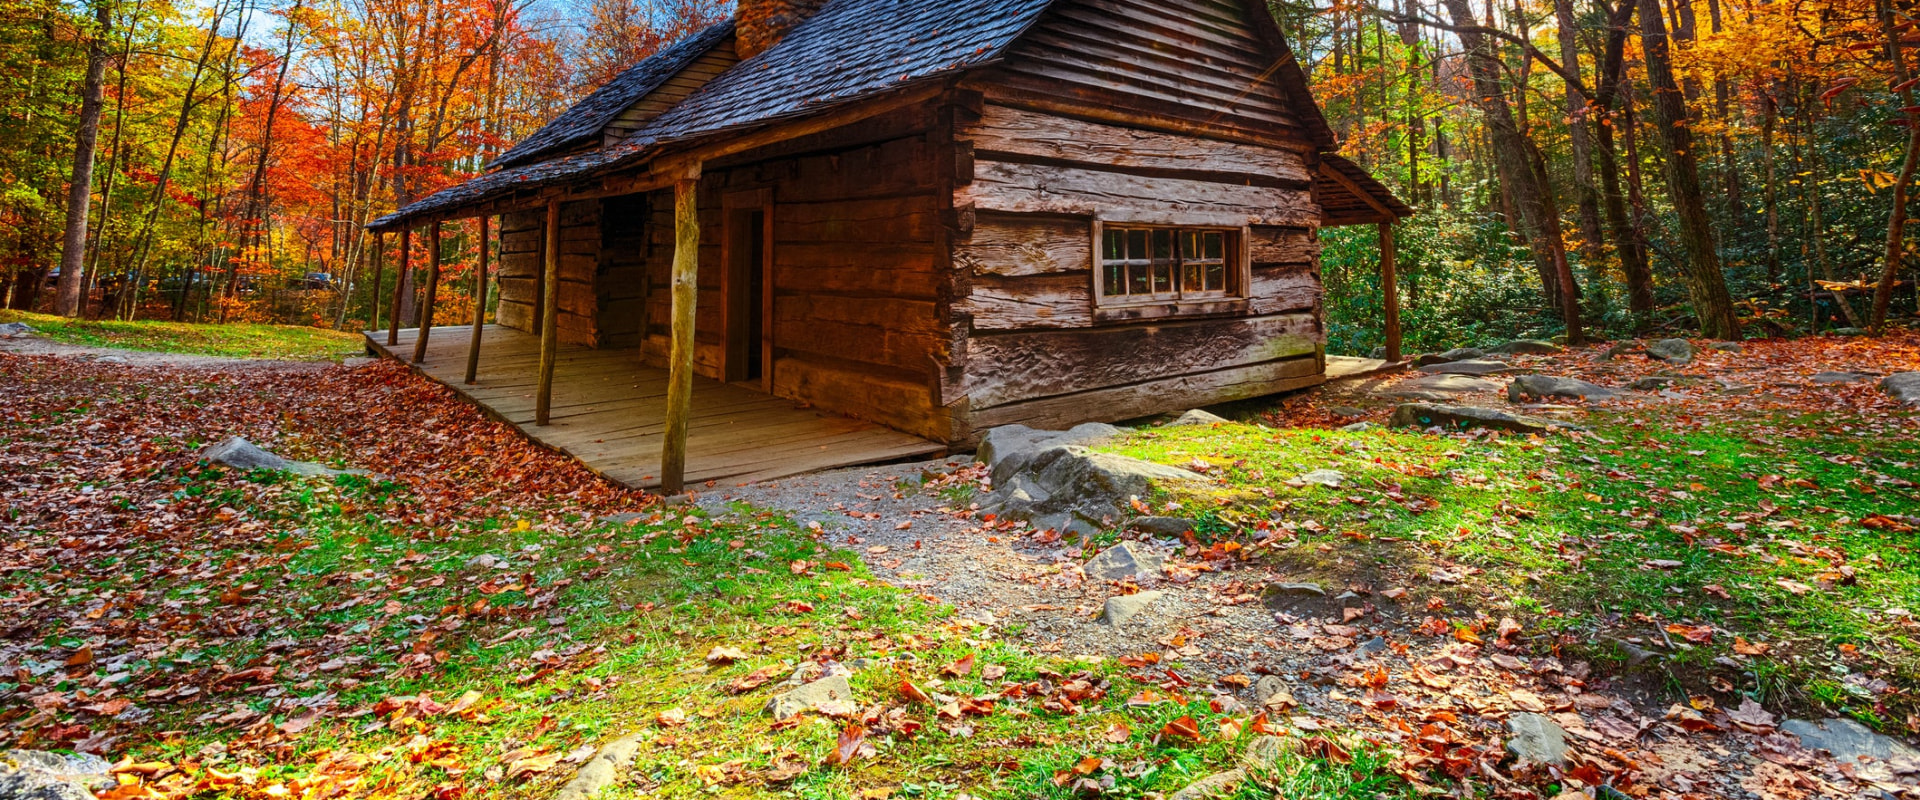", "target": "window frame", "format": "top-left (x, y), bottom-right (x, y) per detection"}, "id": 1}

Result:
top-left (1090, 220), bottom-right (1253, 323)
